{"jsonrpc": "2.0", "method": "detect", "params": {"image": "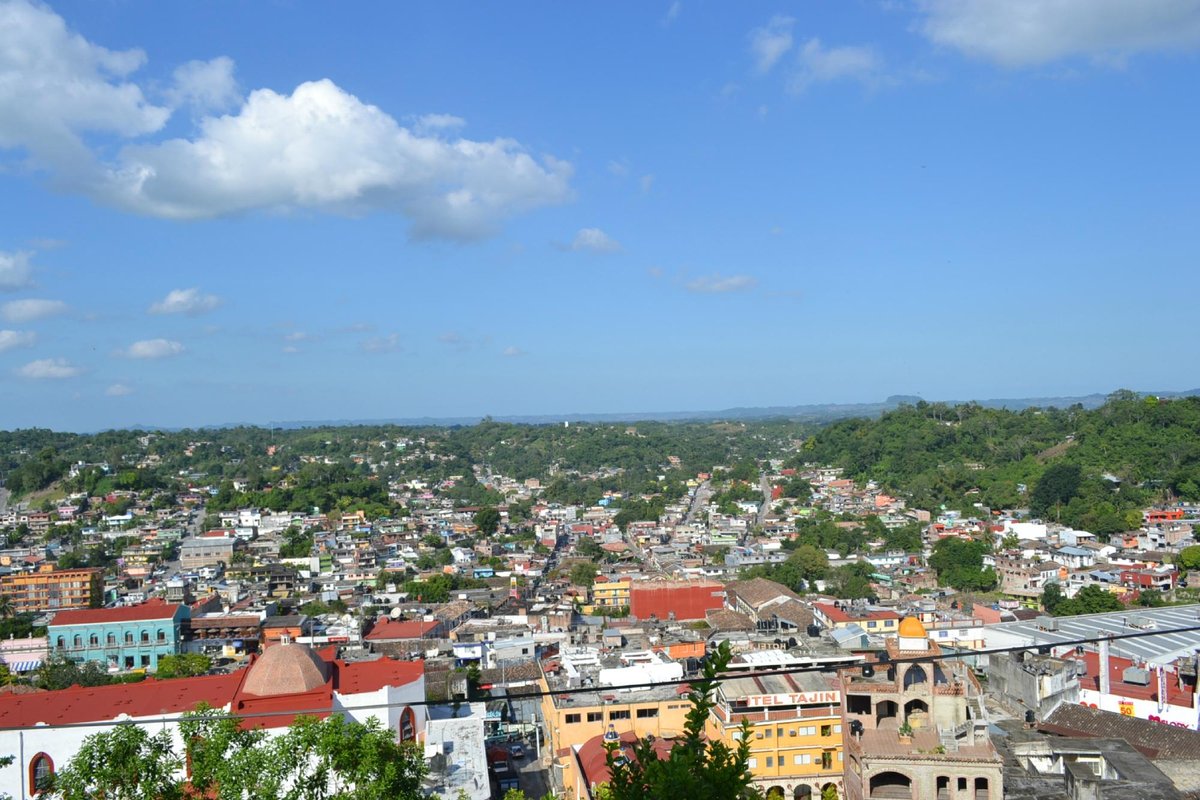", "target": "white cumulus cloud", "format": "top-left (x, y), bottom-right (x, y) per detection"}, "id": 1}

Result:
top-left (750, 16), bottom-right (795, 73)
top-left (0, 329), bottom-right (36, 352)
top-left (570, 227), bottom-right (622, 253)
top-left (148, 287), bottom-right (221, 315)
top-left (105, 79), bottom-right (573, 239)
top-left (1, 298), bottom-right (68, 322)
top-left (0, 0), bottom-right (169, 176)
top-left (0, 251), bottom-right (35, 291)
top-left (0, 2), bottom-right (572, 241)
top-left (17, 357), bottom-right (80, 379)
top-left (685, 274), bottom-right (758, 294)
top-left (121, 338), bottom-right (184, 359)
top-left (789, 38), bottom-right (884, 93)
top-left (105, 383), bottom-right (133, 397)
top-left (918, 0), bottom-right (1200, 67)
